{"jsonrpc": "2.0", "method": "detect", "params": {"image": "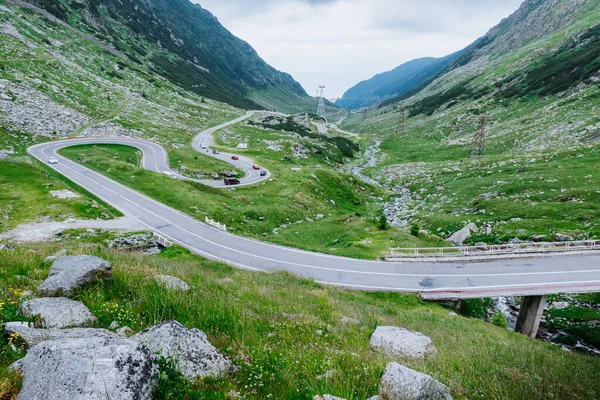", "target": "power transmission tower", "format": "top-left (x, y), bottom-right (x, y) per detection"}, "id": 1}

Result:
top-left (396, 103), bottom-right (405, 133)
top-left (470, 116), bottom-right (486, 156)
top-left (316, 85), bottom-right (326, 119)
